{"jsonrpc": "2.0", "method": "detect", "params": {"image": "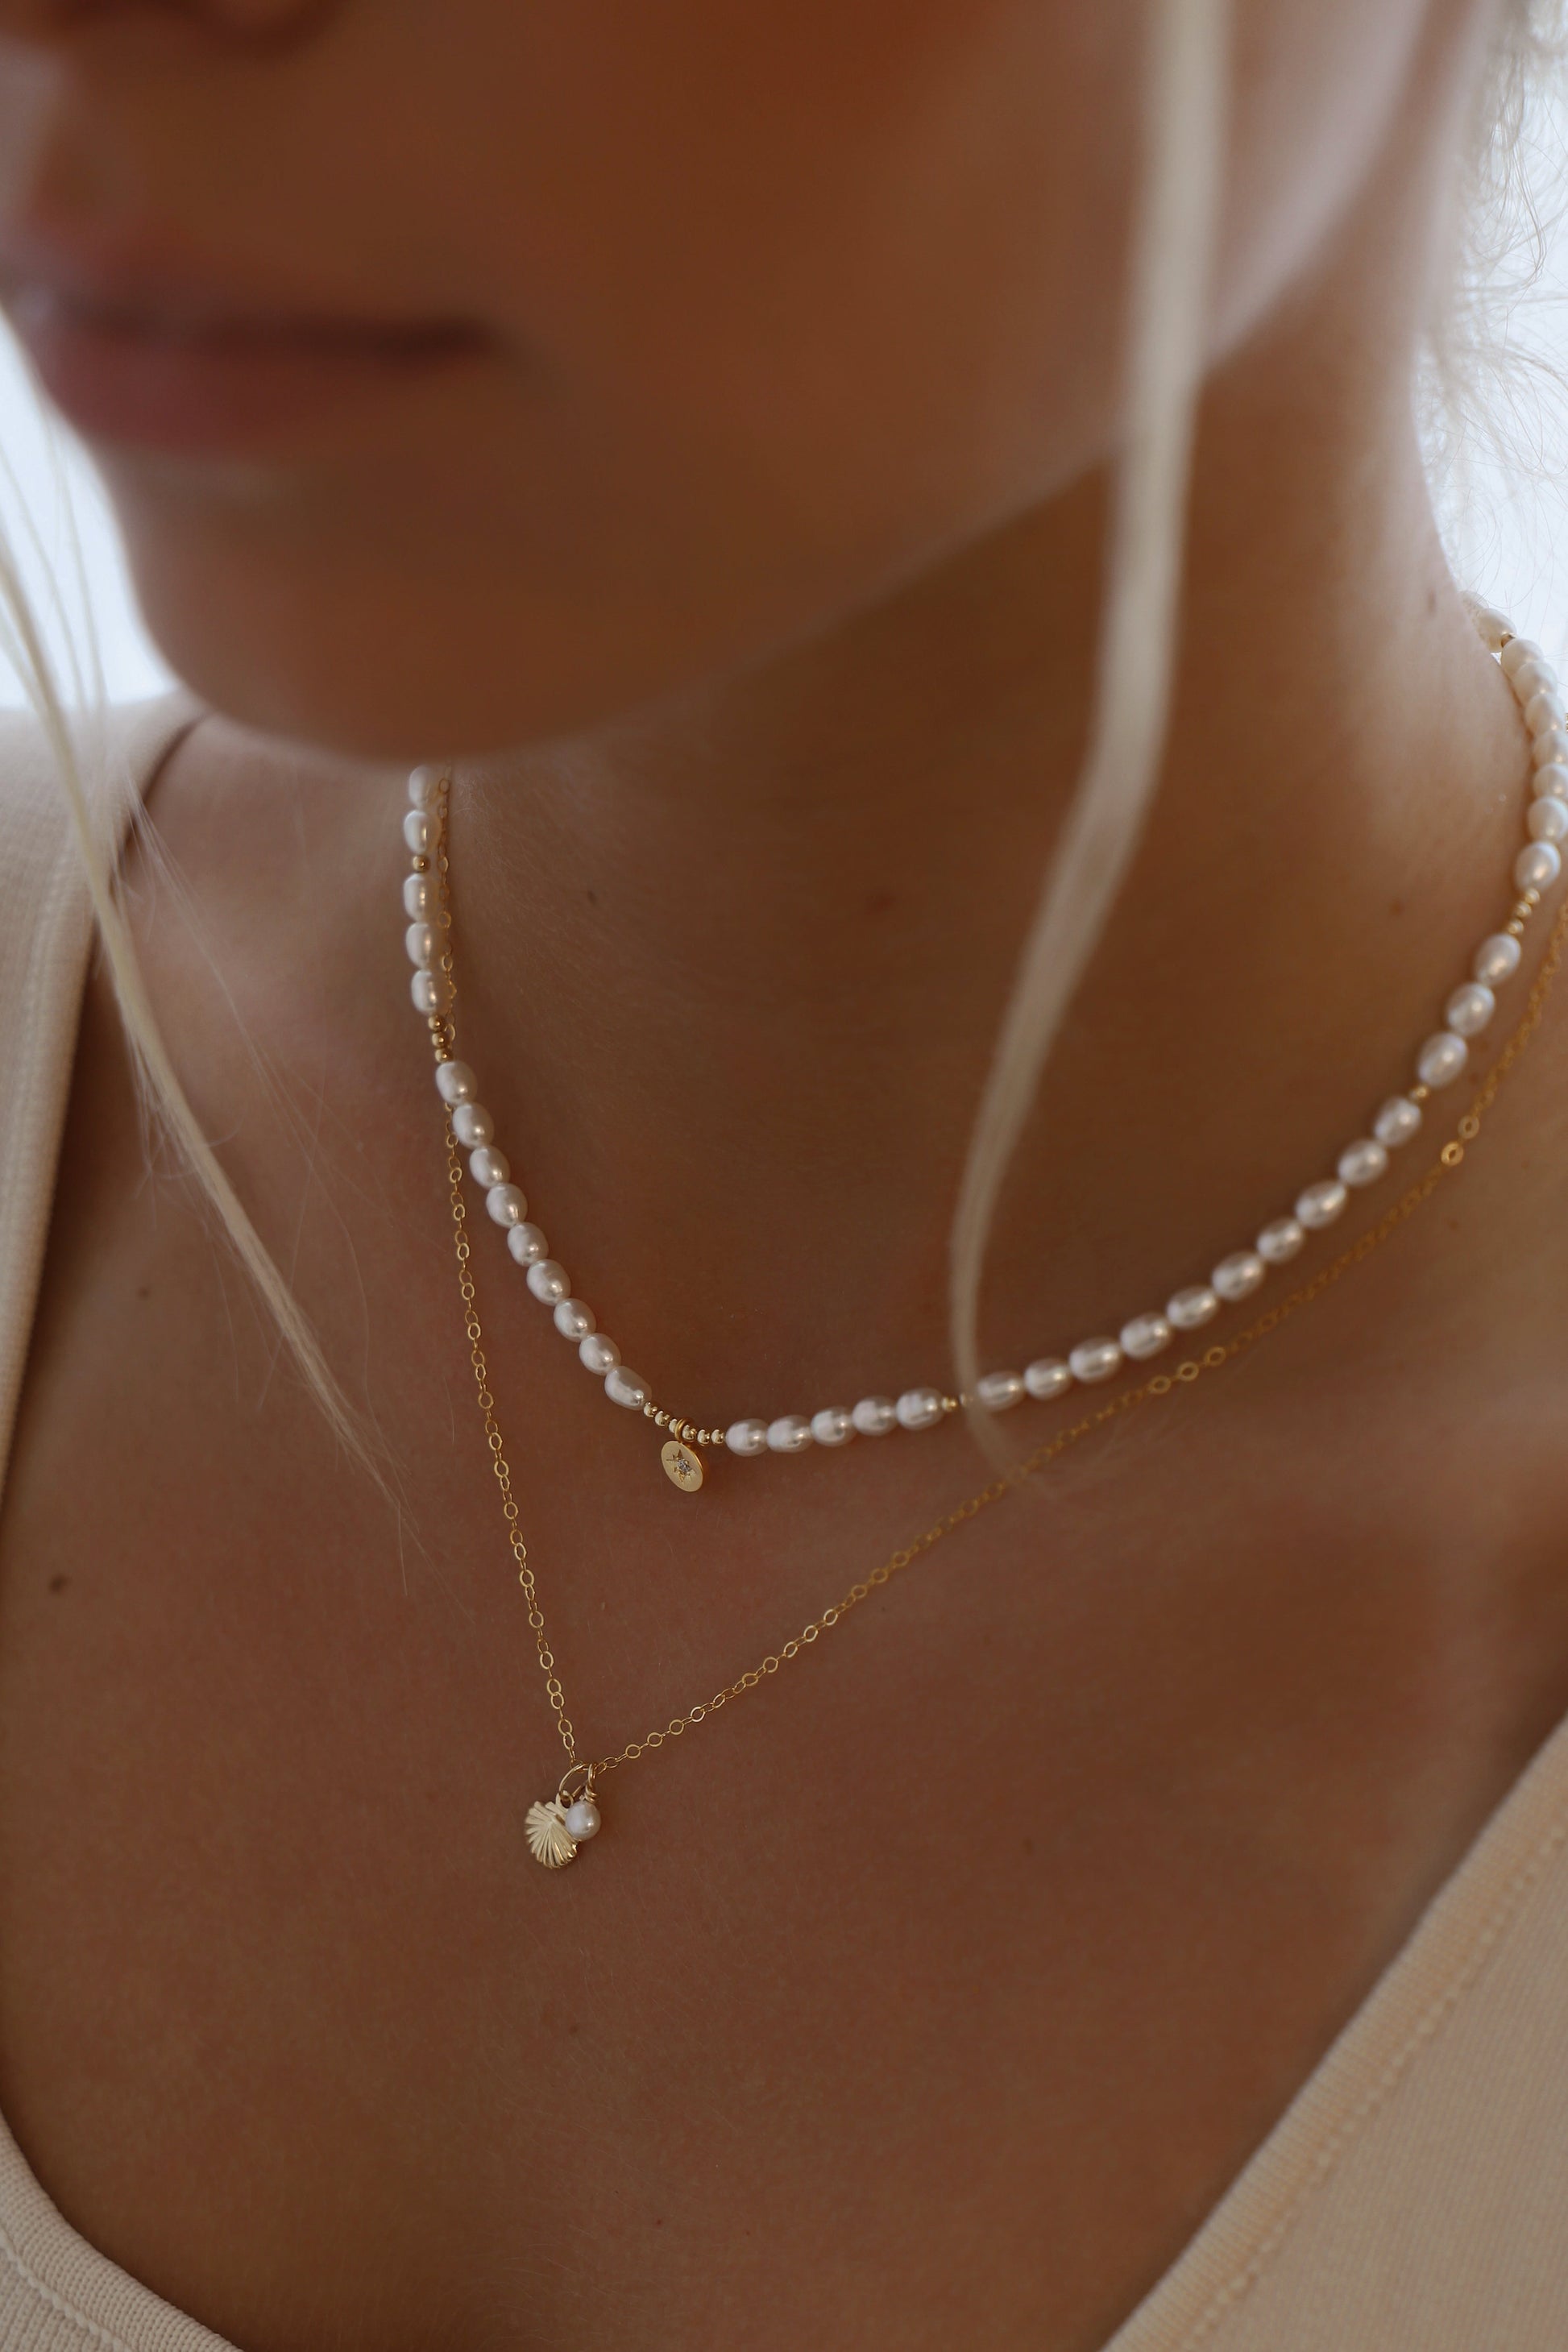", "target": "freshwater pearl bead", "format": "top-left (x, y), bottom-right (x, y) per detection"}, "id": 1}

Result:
top-left (507, 1222), bottom-right (550, 1264)
top-left (1416, 1031), bottom-right (1468, 1089)
top-left (606, 1366), bottom-right (651, 1410)
top-left (408, 765), bottom-right (442, 808)
top-left (564, 1799), bottom-right (600, 1842)
top-left (403, 808), bottom-right (433, 854)
top-left (1533, 728), bottom-right (1568, 768)
top-left (410, 970), bottom-right (439, 1014)
top-left (975, 1371), bottom-right (1025, 1412)
top-left (726, 1418), bottom-right (769, 1455)
top-left (1212, 1251), bottom-right (1265, 1300)
top-left (469, 1144), bottom-right (509, 1188)
top-left (554, 1298), bottom-right (595, 1341)
top-left (580, 1333), bottom-right (620, 1374)
top-left (451, 1101), bottom-right (493, 1147)
top-left (768, 1414), bottom-right (814, 1452)
top-left (1516, 840), bottom-right (1562, 891)
top-left (405, 922), bottom-right (434, 969)
top-left (1337, 1138), bottom-right (1388, 1188)
top-left (1444, 981), bottom-right (1495, 1037)
top-left (1120, 1313), bottom-right (1172, 1360)
top-left (1168, 1284), bottom-right (1219, 1328)
top-left (1257, 1217), bottom-right (1305, 1263)
top-left (1511, 658), bottom-right (1558, 703)
top-left (1501, 635), bottom-right (1544, 676)
top-left (1069, 1338), bottom-right (1122, 1384)
top-left (811, 1407), bottom-right (857, 1446)
top-left (1472, 606), bottom-right (1512, 651)
top-left (435, 1060), bottom-right (478, 1105)
top-left (486, 1184), bottom-right (528, 1227)
top-left (1373, 1095), bottom-right (1422, 1147)
top-left (852, 1396), bottom-right (898, 1435)
top-left (403, 873), bottom-right (432, 919)
top-left (1530, 797), bottom-right (1568, 844)
top-left (526, 1259), bottom-right (571, 1304)
top-left (1524, 689), bottom-right (1566, 737)
top-left (1024, 1358), bottom-right (1072, 1400)
top-left (1296, 1180), bottom-right (1347, 1230)
top-left (1472, 932), bottom-right (1521, 985)
top-left (896, 1387), bottom-right (946, 1429)
top-left (1533, 761), bottom-right (1568, 800)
